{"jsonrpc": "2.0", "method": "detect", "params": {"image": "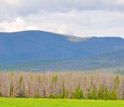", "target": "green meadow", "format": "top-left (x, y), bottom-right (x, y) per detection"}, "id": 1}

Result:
top-left (0, 98), bottom-right (124, 107)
